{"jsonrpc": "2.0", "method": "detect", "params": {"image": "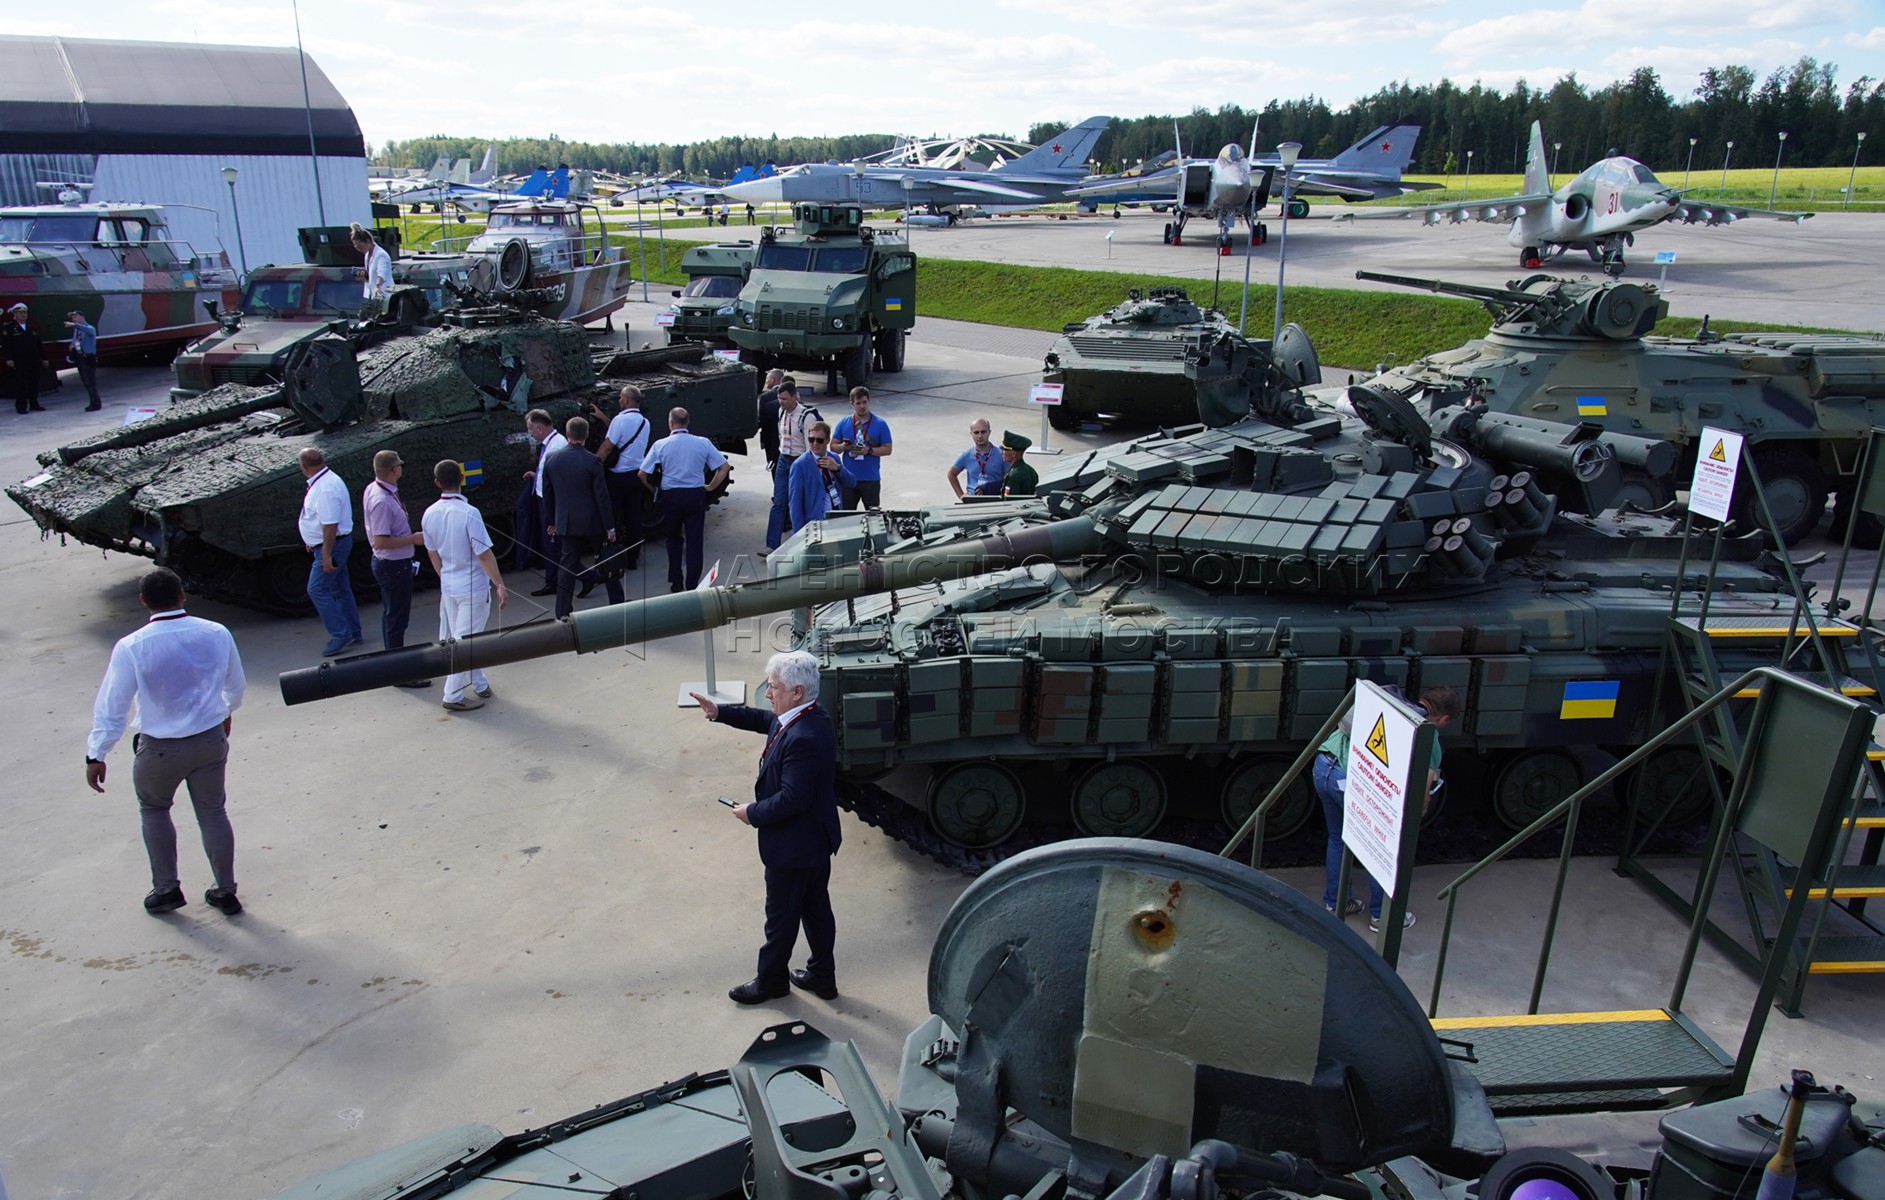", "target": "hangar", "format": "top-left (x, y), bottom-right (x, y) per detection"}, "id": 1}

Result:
top-left (0, 34), bottom-right (370, 269)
